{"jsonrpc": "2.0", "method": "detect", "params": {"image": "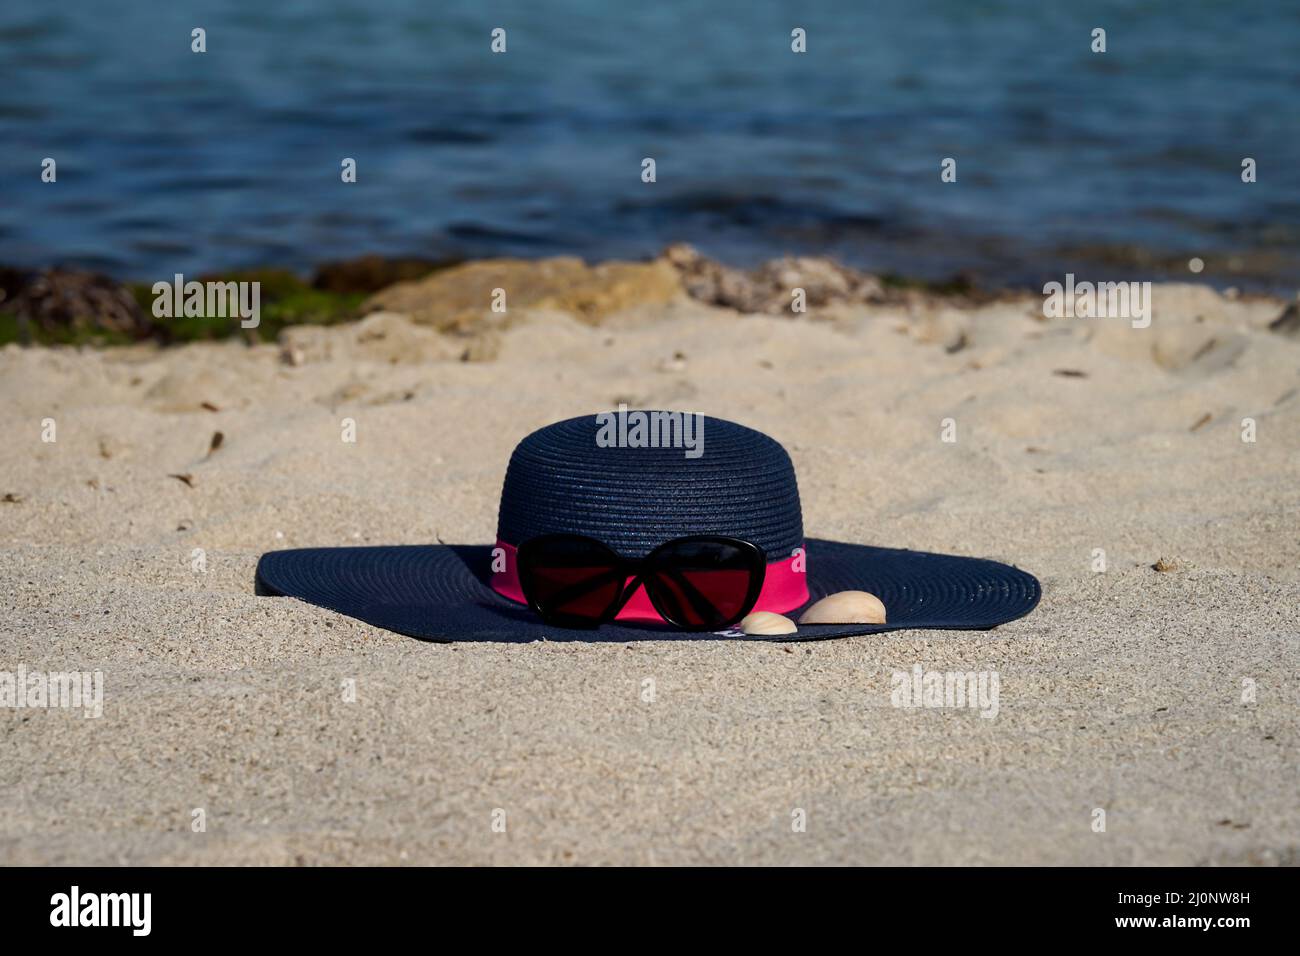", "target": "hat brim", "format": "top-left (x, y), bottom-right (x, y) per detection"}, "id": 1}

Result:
top-left (254, 539), bottom-right (1040, 642)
